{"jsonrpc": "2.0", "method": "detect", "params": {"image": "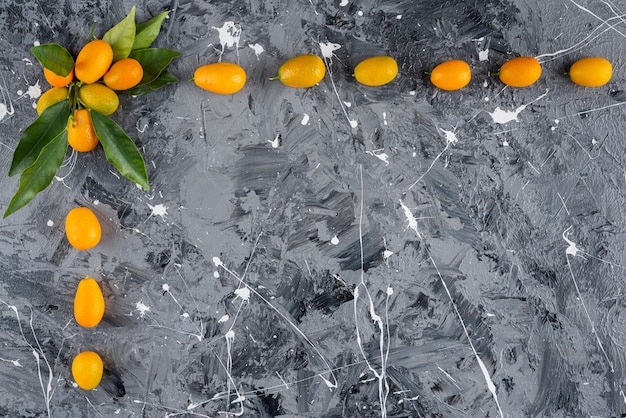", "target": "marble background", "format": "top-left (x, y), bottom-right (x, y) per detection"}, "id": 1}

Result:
top-left (1, 0), bottom-right (625, 416)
